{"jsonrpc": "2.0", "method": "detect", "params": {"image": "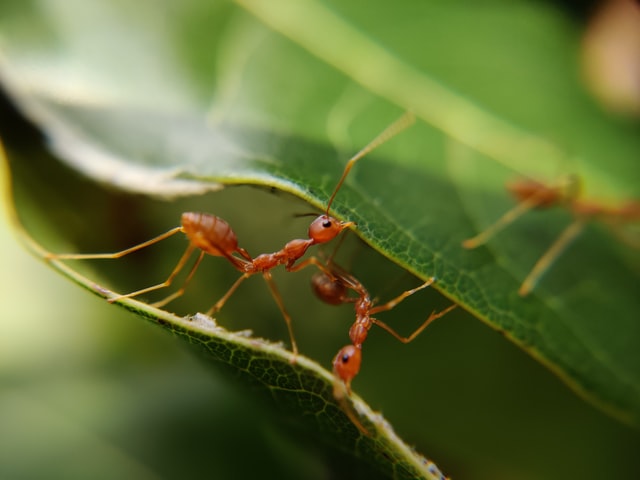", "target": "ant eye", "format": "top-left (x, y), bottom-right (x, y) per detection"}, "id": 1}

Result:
top-left (341, 353), bottom-right (350, 363)
top-left (322, 220), bottom-right (332, 228)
